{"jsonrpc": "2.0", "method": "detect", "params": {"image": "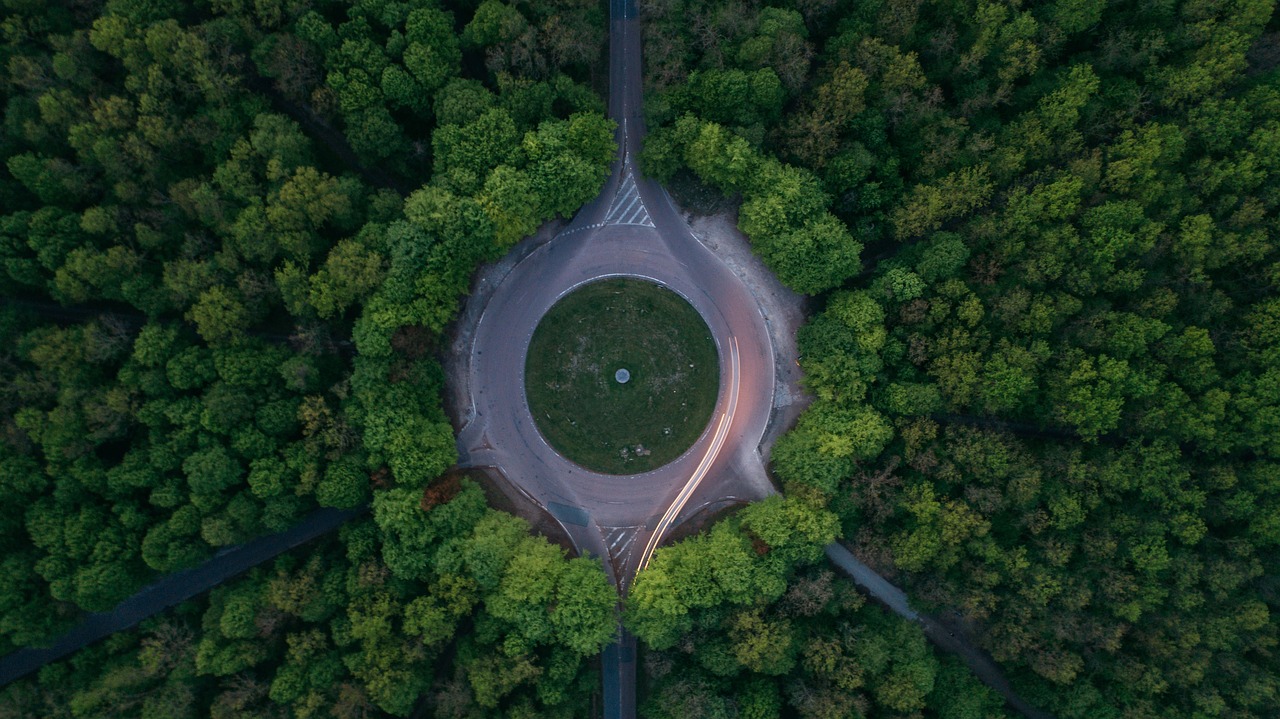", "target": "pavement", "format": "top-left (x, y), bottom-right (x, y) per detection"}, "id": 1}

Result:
top-left (448, 2), bottom-right (795, 716)
top-left (823, 543), bottom-right (918, 620)
top-left (450, 3), bottom-right (1057, 719)
top-left (1, 3), bottom-right (1059, 716)
top-left (0, 0), bottom-right (793, 704)
top-left (601, 628), bottom-right (637, 719)
top-left (824, 542), bottom-right (1056, 719)
top-left (450, 0), bottom-right (783, 594)
top-left (0, 506), bottom-right (362, 688)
